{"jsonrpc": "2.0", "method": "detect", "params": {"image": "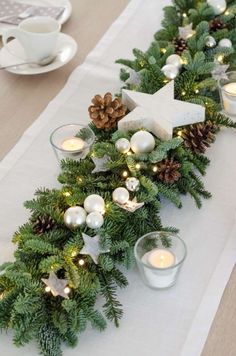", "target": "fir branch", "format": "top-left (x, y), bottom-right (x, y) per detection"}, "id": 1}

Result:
top-left (99, 272), bottom-right (123, 327)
